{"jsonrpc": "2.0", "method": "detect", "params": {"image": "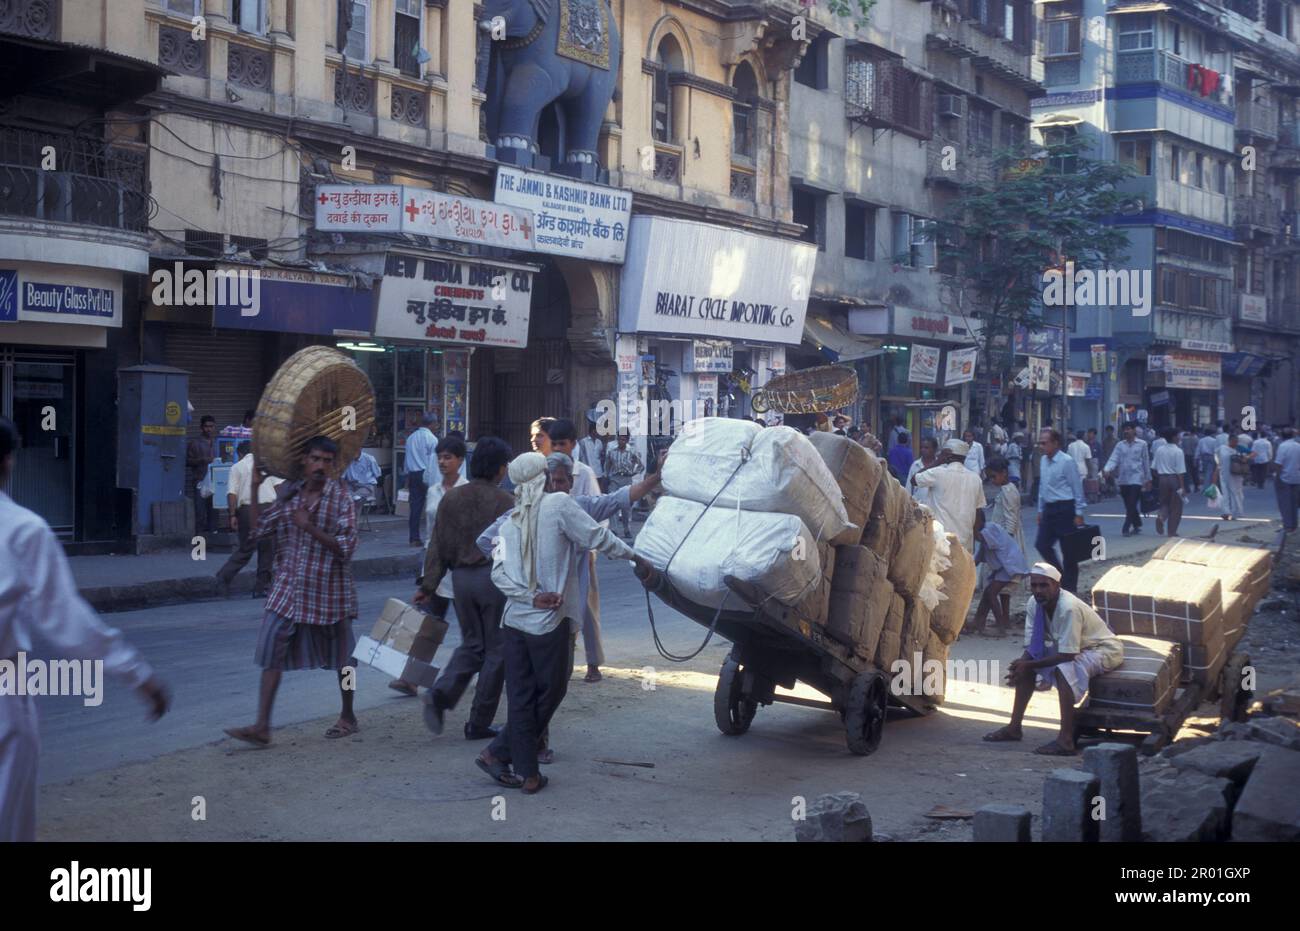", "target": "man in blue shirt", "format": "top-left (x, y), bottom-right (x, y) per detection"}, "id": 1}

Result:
top-left (1273, 427), bottom-right (1300, 533)
top-left (404, 414), bottom-right (439, 547)
top-left (1034, 428), bottom-right (1087, 594)
top-left (887, 431), bottom-right (914, 482)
